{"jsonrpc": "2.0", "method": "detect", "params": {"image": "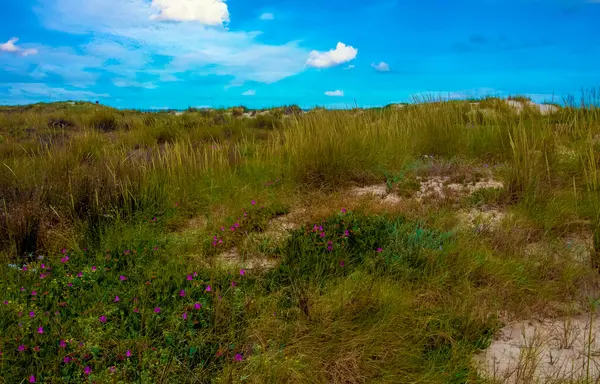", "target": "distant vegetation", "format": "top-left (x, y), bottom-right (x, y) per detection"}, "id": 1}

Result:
top-left (0, 94), bottom-right (599, 382)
